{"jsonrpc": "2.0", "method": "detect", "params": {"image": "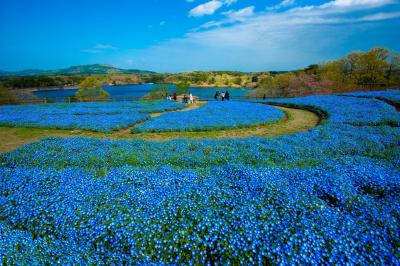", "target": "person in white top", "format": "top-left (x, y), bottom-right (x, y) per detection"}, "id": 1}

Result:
top-left (189, 93), bottom-right (193, 104)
